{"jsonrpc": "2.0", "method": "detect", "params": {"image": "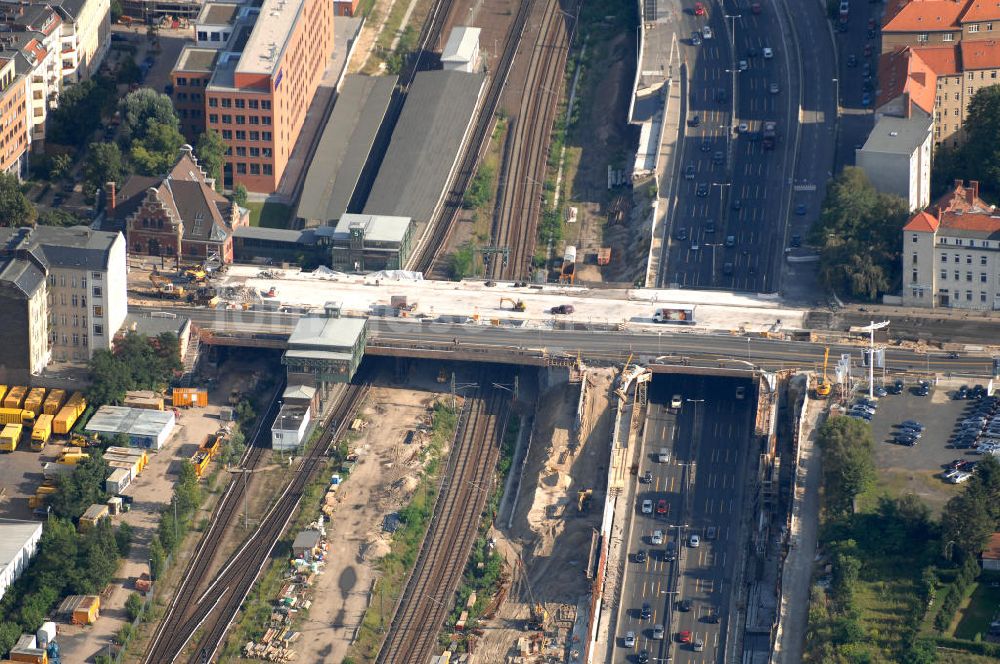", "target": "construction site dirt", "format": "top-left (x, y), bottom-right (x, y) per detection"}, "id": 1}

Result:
top-left (293, 366), bottom-right (455, 662)
top-left (474, 367), bottom-right (615, 661)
